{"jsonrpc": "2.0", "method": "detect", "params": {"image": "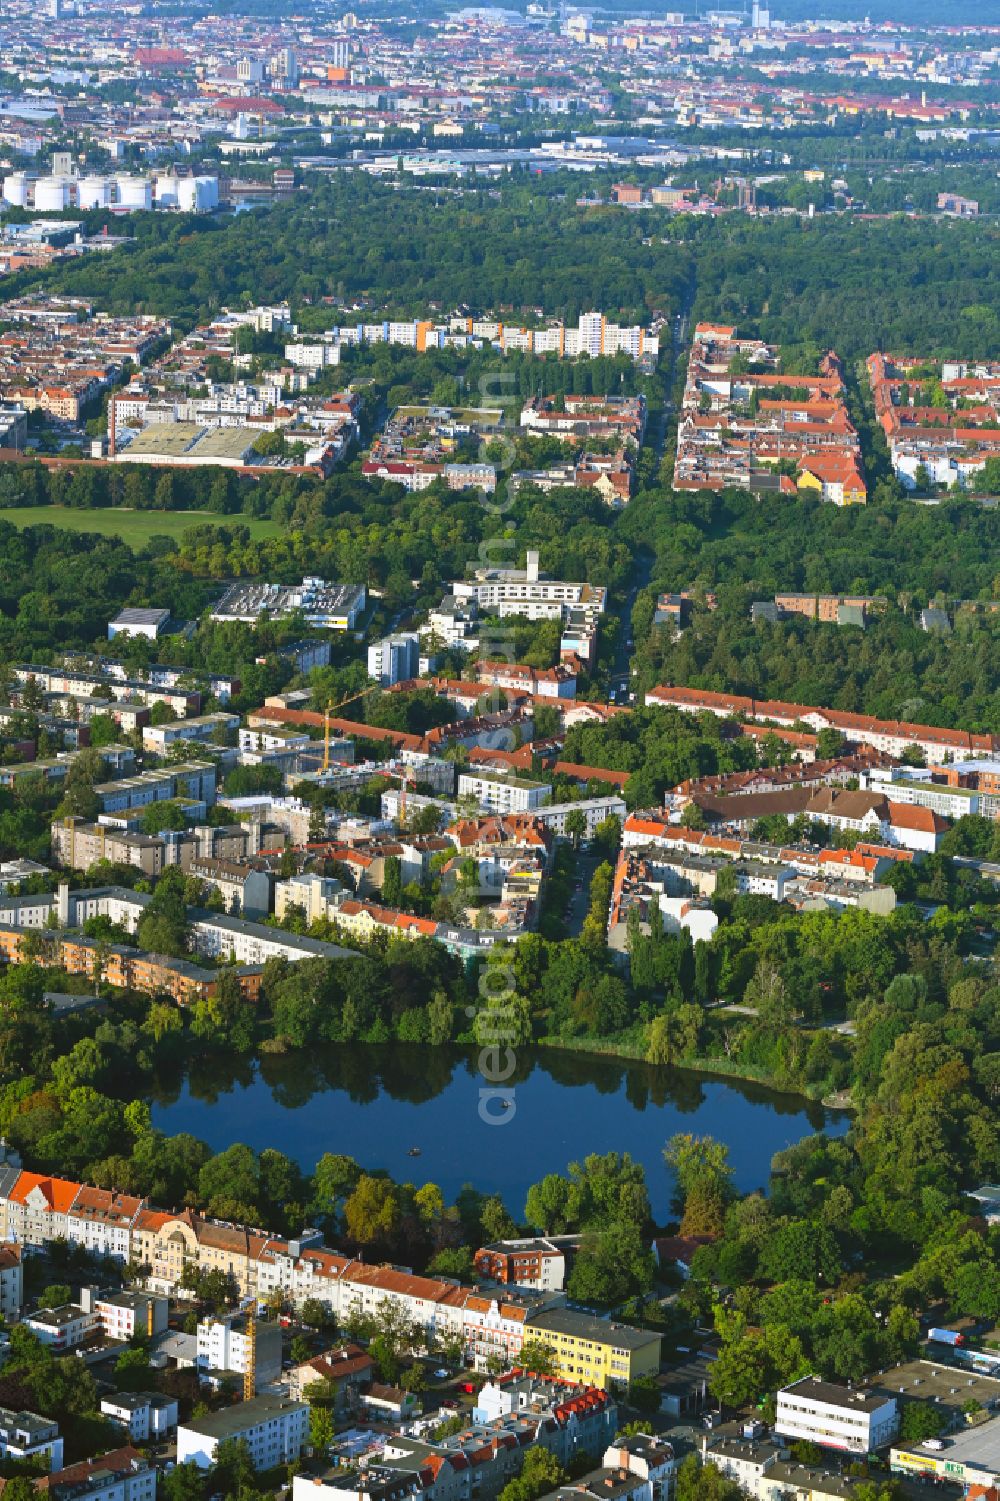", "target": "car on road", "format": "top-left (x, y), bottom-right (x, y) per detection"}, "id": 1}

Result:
top-left (433, 1368), bottom-right (450, 1379)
